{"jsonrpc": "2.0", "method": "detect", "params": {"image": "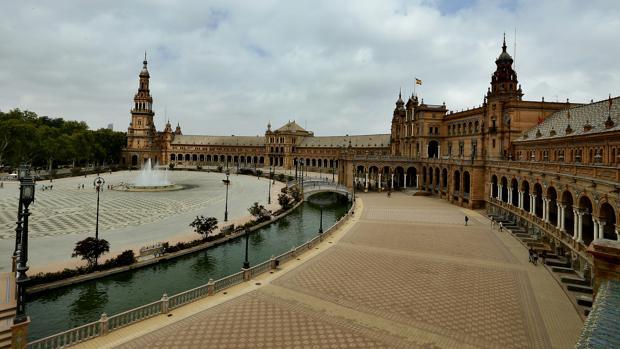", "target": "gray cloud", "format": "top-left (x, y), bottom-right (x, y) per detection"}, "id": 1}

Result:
top-left (0, 0), bottom-right (618, 136)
